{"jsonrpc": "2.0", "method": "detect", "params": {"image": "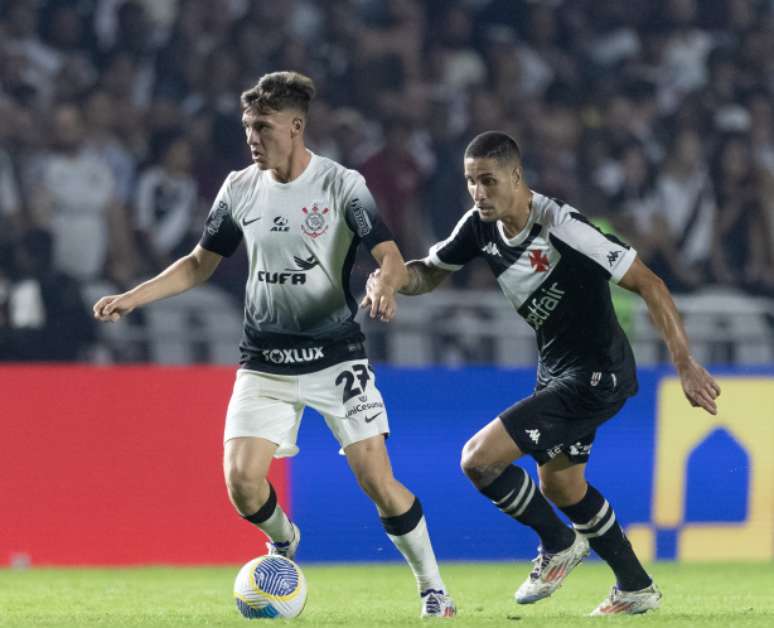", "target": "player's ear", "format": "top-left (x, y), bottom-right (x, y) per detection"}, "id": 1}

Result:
top-left (291, 116), bottom-right (304, 136)
top-left (511, 166), bottom-right (521, 187)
